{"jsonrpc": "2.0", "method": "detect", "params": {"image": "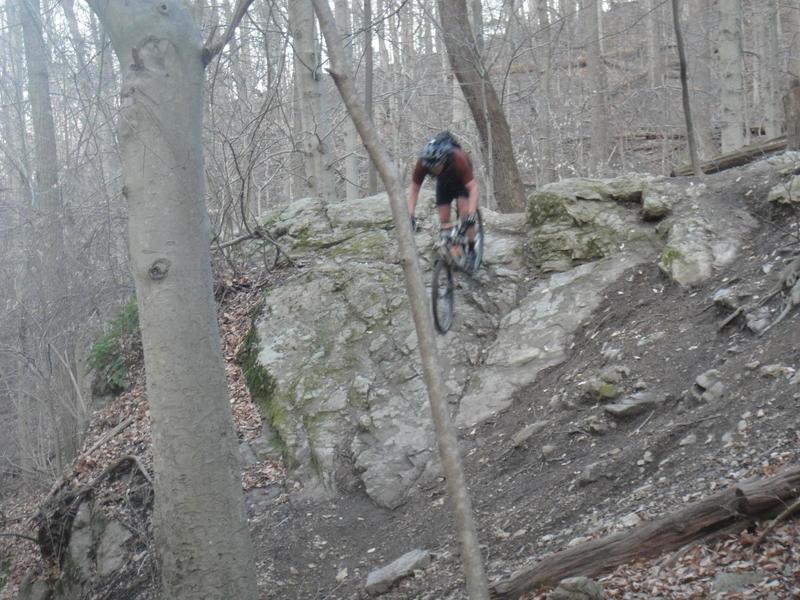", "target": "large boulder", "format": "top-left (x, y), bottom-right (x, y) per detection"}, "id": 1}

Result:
top-left (657, 194), bottom-right (757, 286)
top-left (527, 176), bottom-right (660, 272)
top-left (248, 193), bottom-right (527, 507)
